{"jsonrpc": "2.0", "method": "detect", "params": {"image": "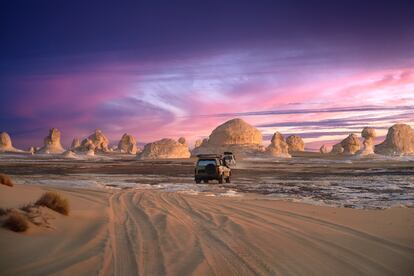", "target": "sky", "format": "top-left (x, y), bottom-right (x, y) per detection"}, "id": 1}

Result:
top-left (1, 0), bottom-right (414, 150)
